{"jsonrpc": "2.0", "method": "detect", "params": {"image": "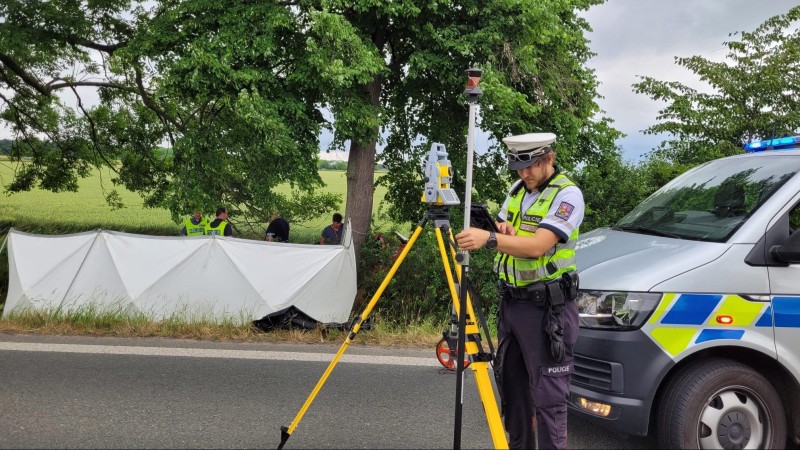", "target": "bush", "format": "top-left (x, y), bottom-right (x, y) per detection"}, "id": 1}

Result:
top-left (356, 224), bottom-right (499, 330)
